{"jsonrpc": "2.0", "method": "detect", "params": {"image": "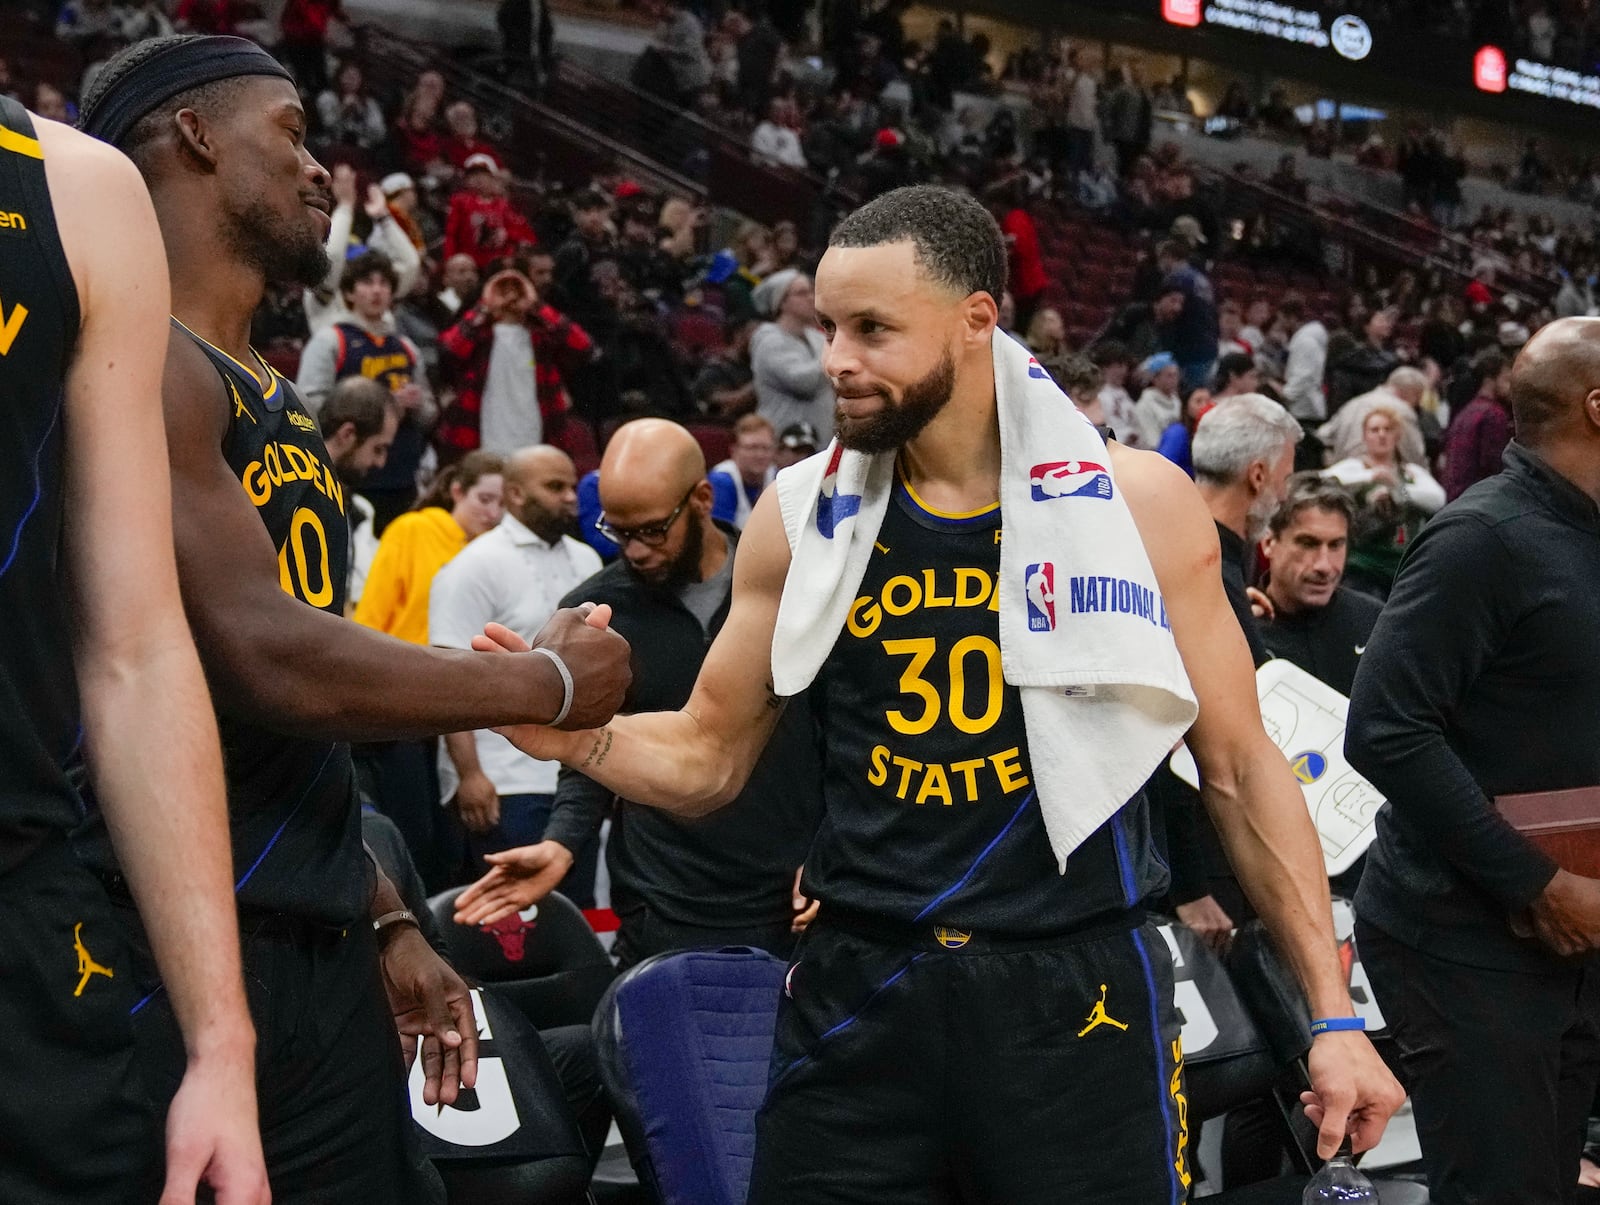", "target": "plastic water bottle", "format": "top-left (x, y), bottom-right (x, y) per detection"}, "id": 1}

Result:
top-left (1302, 1140), bottom-right (1378, 1203)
